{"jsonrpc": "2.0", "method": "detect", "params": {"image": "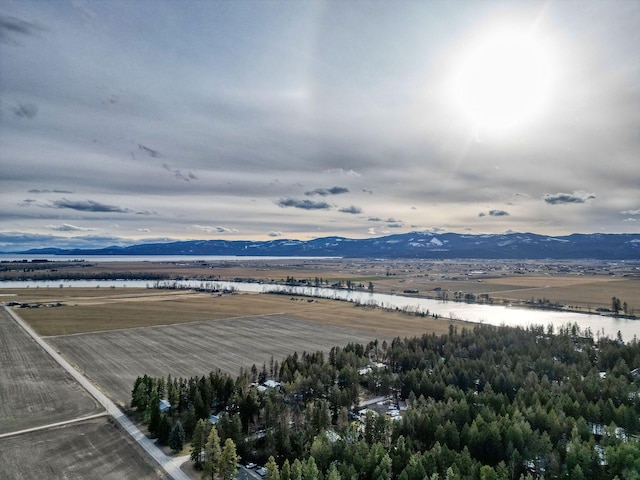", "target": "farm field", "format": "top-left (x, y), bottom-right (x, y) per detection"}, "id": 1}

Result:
top-left (10, 289), bottom-right (463, 337)
top-left (481, 276), bottom-right (640, 311)
top-left (48, 313), bottom-right (412, 407)
top-left (0, 417), bottom-right (167, 480)
top-left (0, 308), bottom-right (101, 434)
